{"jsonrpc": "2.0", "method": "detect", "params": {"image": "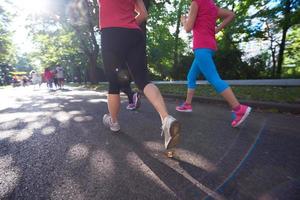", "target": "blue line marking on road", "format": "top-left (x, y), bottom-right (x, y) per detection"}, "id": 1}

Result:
top-left (204, 119), bottom-right (267, 200)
